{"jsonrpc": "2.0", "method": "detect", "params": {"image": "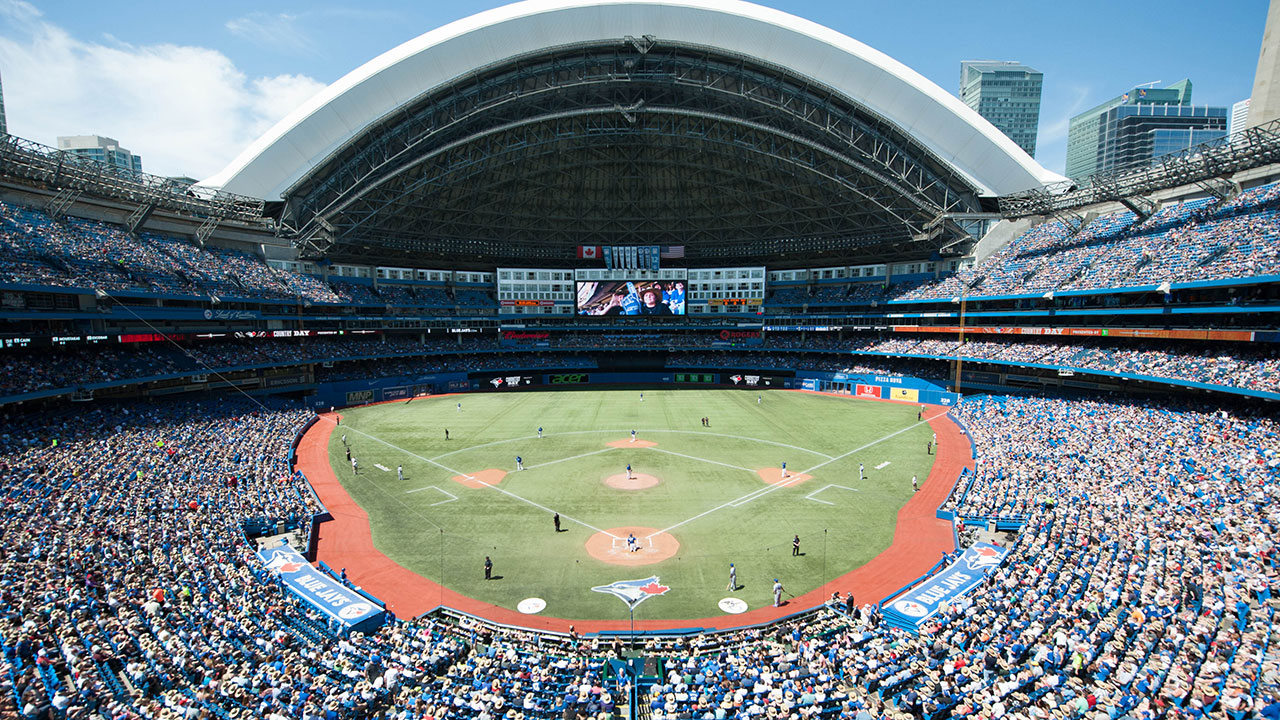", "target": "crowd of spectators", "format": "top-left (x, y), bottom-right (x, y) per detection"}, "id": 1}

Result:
top-left (0, 201), bottom-right (497, 311)
top-left (2, 331), bottom-right (1276, 399)
top-left (897, 181), bottom-right (1280, 302)
top-left (851, 336), bottom-right (1280, 393)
